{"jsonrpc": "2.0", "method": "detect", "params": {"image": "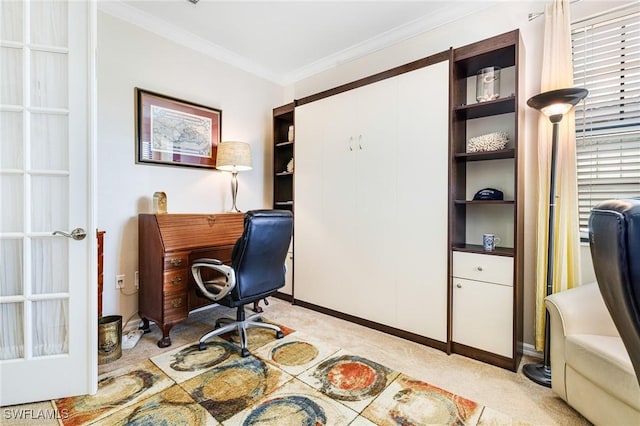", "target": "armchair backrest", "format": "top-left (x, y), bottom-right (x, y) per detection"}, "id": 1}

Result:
top-left (230, 210), bottom-right (293, 301)
top-left (589, 198), bottom-right (640, 384)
